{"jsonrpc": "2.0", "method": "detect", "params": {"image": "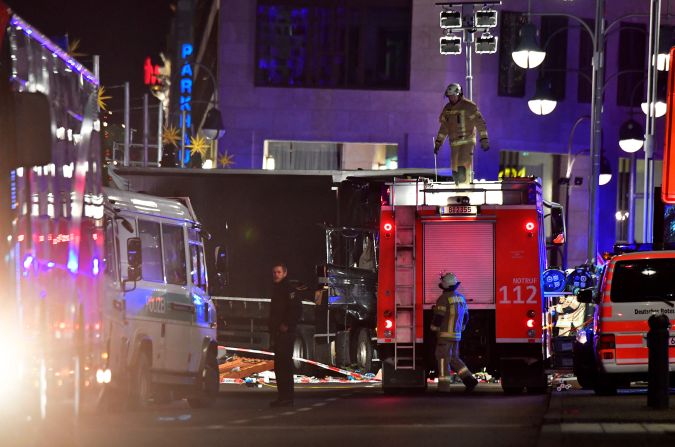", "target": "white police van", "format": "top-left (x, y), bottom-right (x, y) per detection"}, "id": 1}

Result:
top-left (103, 187), bottom-right (218, 408)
